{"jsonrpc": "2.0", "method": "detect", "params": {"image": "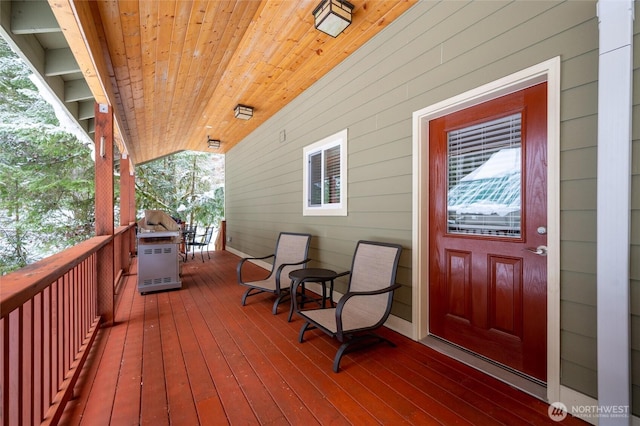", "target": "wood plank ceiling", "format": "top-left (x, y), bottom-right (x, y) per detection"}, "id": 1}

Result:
top-left (47, 0), bottom-right (416, 164)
